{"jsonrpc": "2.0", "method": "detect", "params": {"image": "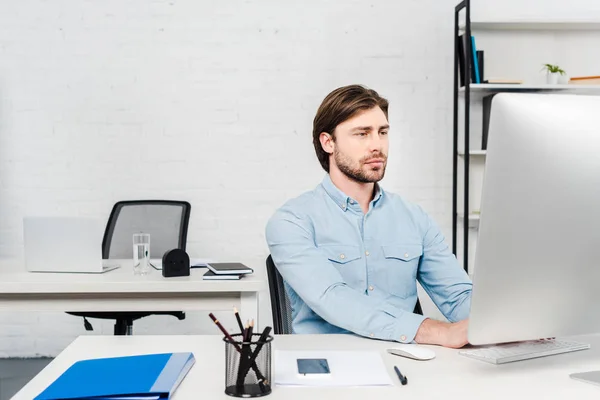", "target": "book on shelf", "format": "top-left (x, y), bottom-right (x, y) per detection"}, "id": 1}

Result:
top-left (471, 36), bottom-right (481, 84)
top-left (482, 79), bottom-right (524, 84)
top-left (569, 76), bottom-right (600, 85)
top-left (477, 50), bottom-right (484, 83)
top-left (457, 34), bottom-right (484, 86)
